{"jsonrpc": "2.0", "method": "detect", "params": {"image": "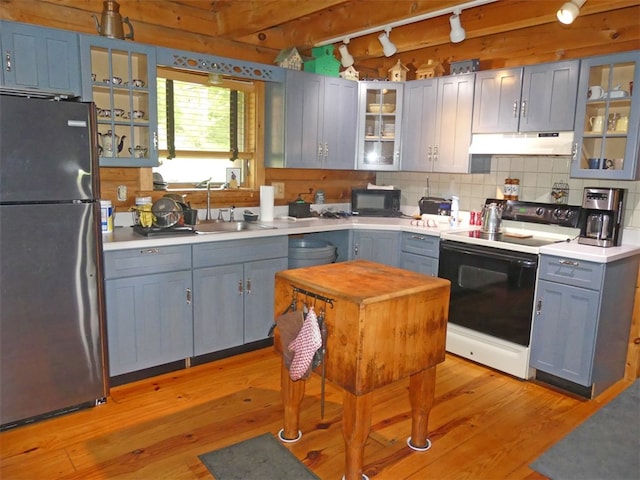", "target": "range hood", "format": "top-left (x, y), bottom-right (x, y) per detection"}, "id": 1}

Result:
top-left (468, 131), bottom-right (574, 156)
